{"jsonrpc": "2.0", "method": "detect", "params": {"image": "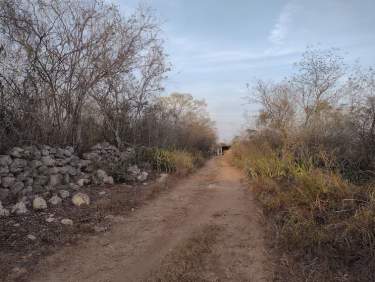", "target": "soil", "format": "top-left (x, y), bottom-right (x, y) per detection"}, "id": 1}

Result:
top-left (2, 157), bottom-right (273, 282)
